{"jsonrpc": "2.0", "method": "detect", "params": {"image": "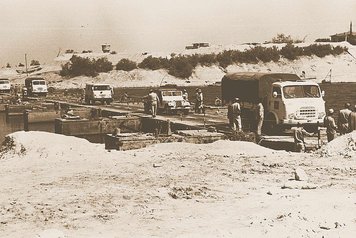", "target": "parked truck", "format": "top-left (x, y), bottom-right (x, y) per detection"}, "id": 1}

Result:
top-left (24, 77), bottom-right (48, 97)
top-left (0, 78), bottom-right (11, 93)
top-left (221, 72), bottom-right (326, 134)
top-left (84, 83), bottom-right (113, 105)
